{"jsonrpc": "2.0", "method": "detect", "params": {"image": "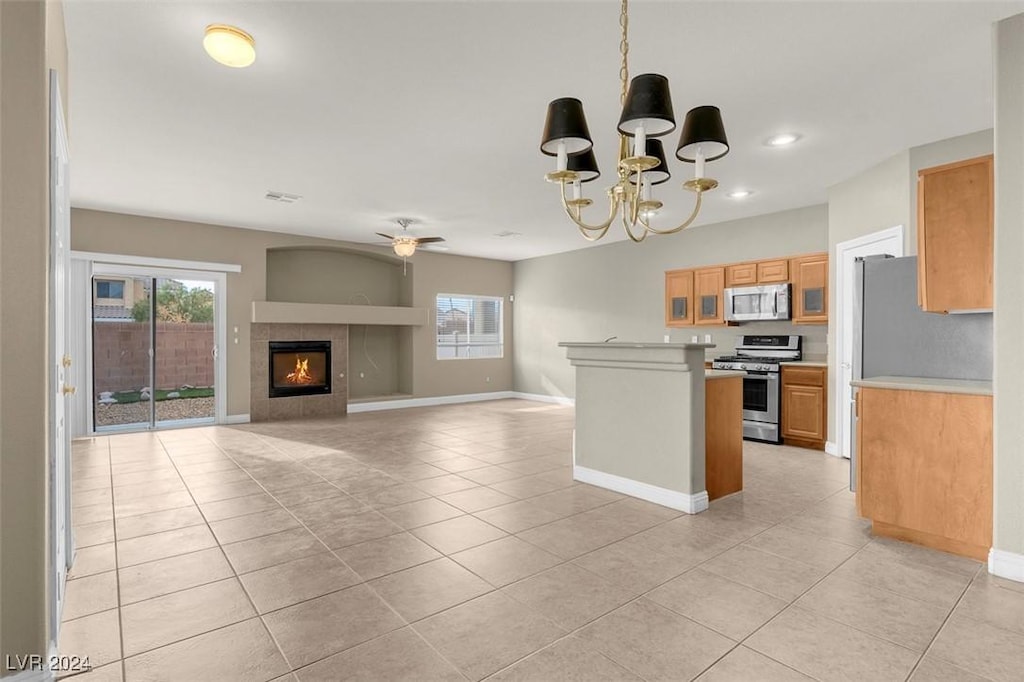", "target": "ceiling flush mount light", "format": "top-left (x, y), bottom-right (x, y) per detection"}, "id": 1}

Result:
top-left (203, 24), bottom-right (256, 68)
top-left (727, 190), bottom-right (753, 199)
top-left (765, 132), bottom-right (801, 147)
top-left (540, 0), bottom-right (729, 243)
